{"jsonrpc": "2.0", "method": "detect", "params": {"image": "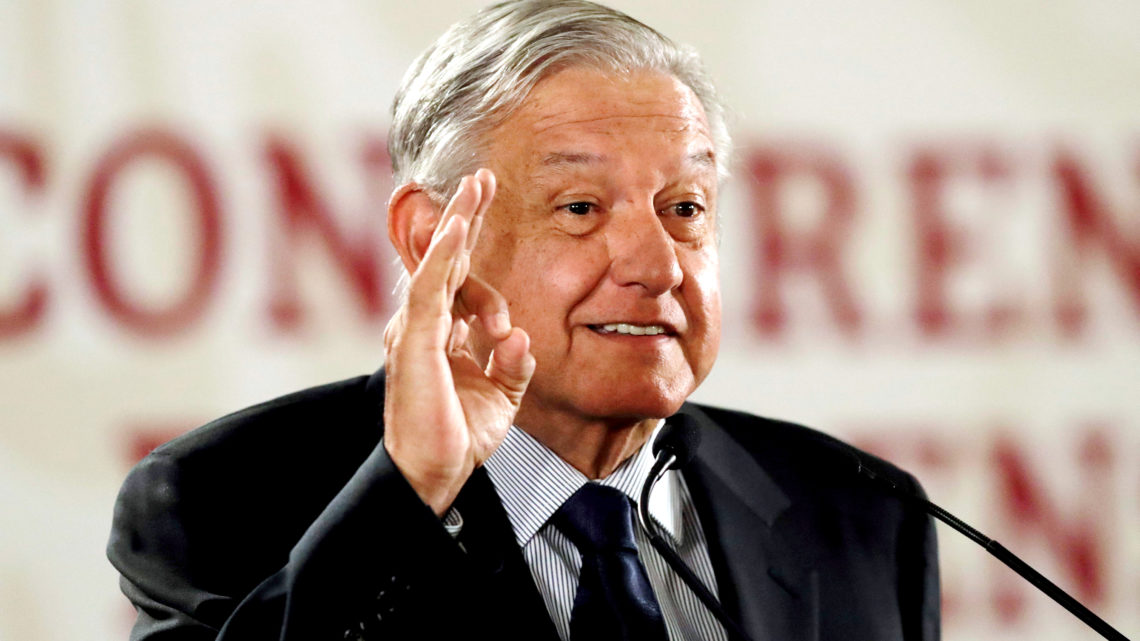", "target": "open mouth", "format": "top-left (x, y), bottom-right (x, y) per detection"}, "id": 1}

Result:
top-left (589, 323), bottom-right (670, 336)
